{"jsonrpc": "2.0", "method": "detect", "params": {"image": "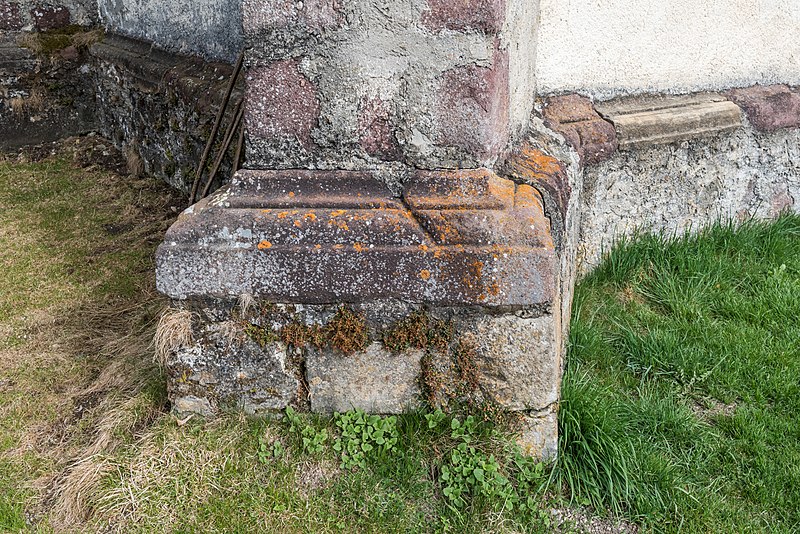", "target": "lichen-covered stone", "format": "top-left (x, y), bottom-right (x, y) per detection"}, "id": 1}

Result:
top-left (156, 168), bottom-right (556, 307)
top-left (517, 406), bottom-right (559, 461)
top-left (307, 342), bottom-right (423, 414)
top-left (168, 322), bottom-right (300, 416)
